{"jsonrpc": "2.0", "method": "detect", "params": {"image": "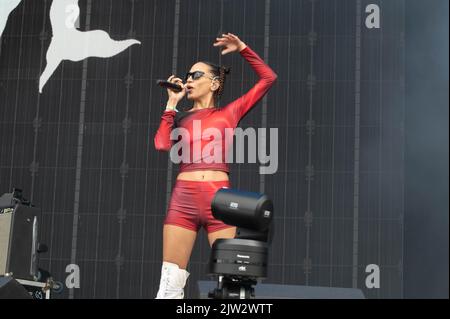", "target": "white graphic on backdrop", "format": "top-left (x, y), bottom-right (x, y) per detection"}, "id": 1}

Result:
top-left (0, 0), bottom-right (22, 38)
top-left (39, 0), bottom-right (141, 93)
